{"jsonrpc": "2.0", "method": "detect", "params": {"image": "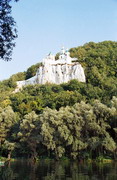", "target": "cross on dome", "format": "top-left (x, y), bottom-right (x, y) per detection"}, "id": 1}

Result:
top-left (61, 47), bottom-right (65, 54)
